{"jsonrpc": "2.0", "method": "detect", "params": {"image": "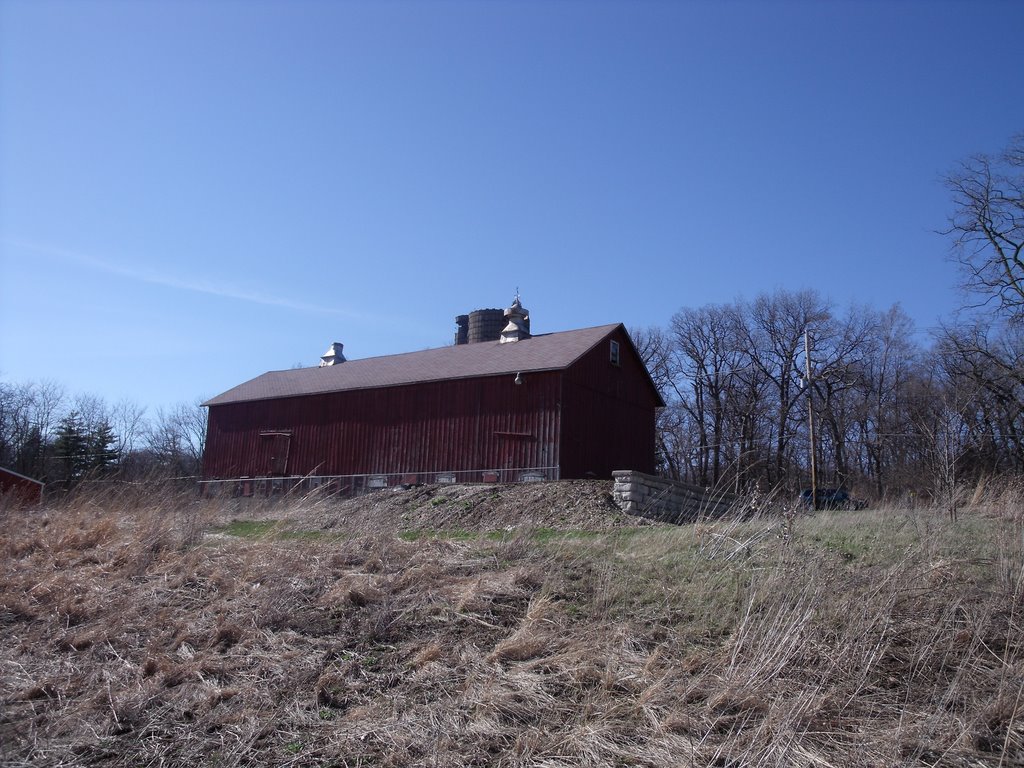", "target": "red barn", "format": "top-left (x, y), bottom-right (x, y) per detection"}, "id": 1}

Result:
top-left (201, 311), bottom-right (663, 495)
